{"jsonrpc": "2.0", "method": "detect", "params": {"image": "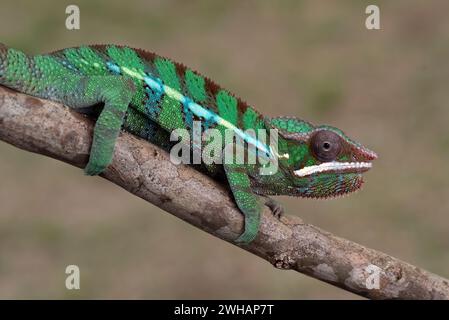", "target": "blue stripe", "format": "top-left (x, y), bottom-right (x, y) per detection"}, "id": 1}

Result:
top-left (106, 61), bottom-right (121, 74)
top-left (140, 72), bottom-right (273, 158)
